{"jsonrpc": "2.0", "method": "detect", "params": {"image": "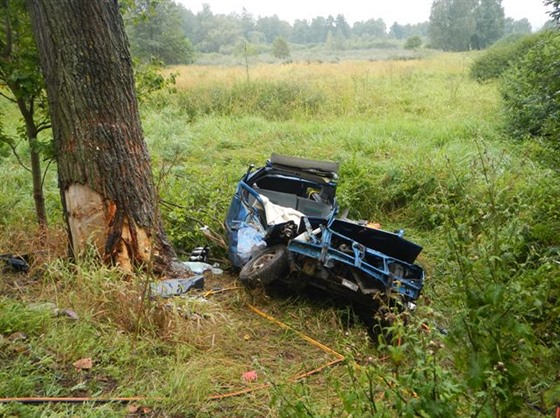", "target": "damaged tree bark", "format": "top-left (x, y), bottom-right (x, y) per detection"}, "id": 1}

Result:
top-left (26, 0), bottom-right (175, 272)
